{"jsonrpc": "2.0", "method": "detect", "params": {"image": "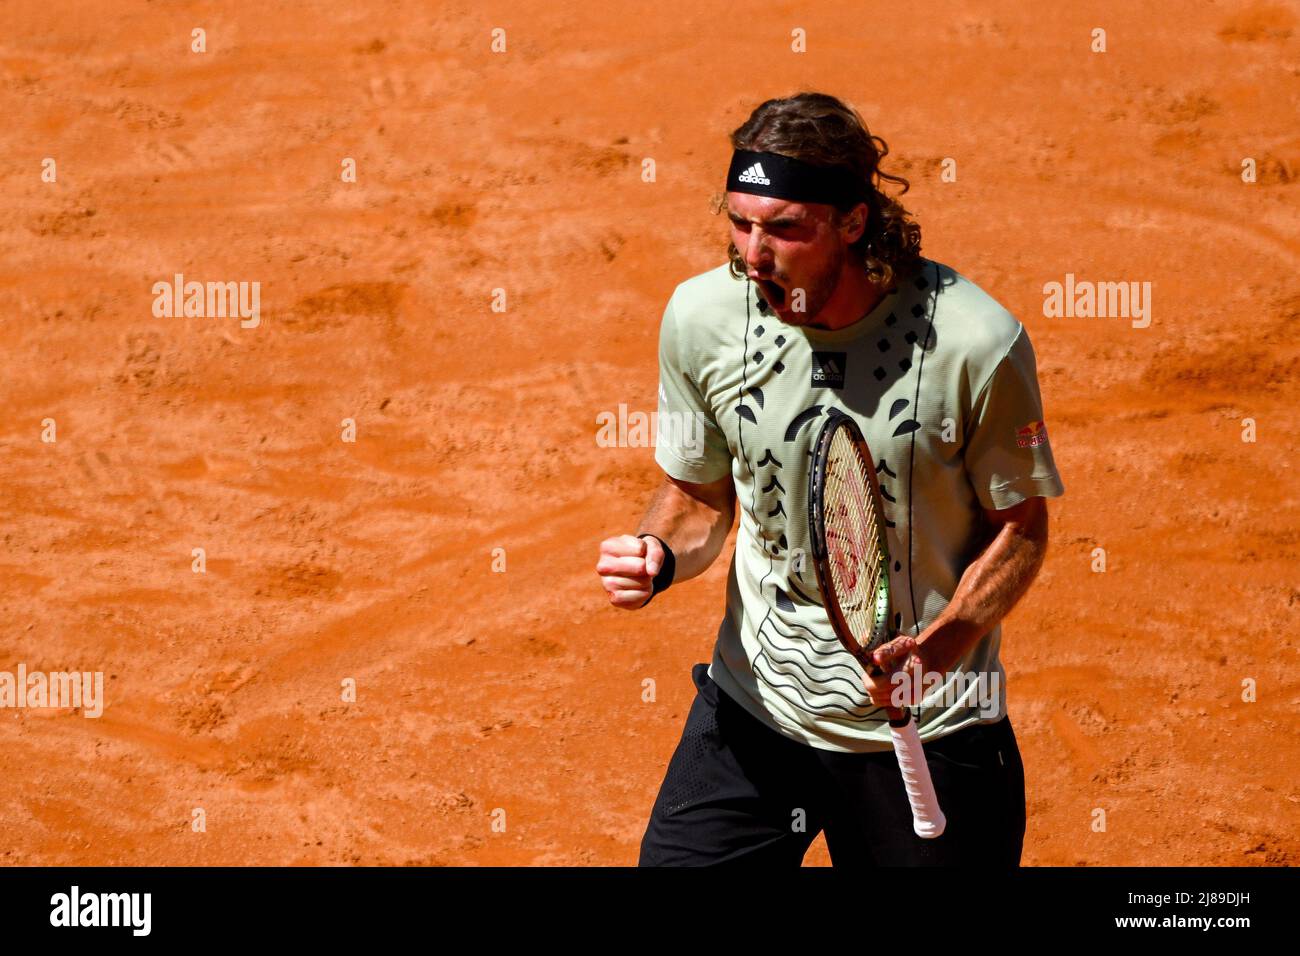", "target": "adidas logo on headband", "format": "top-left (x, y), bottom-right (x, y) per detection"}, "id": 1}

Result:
top-left (726, 149), bottom-right (860, 206)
